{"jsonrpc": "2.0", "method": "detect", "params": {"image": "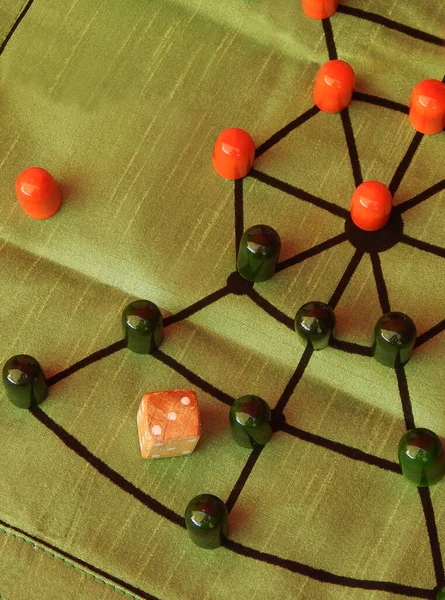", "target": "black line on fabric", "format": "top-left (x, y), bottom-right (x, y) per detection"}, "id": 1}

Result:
top-left (329, 249), bottom-right (364, 310)
top-left (418, 487), bottom-right (445, 587)
top-left (46, 339), bottom-right (126, 387)
top-left (398, 180), bottom-right (445, 214)
top-left (225, 447), bottom-right (263, 513)
top-left (353, 92), bottom-right (409, 115)
top-left (282, 423), bottom-right (401, 474)
top-left (340, 109), bottom-right (363, 188)
top-left (0, 0), bottom-right (35, 56)
top-left (249, 169), bottom-right (349, 219)
top-left (222, 538), bottom-right (432, 597)
top-left (395, 365), bottom-right (415, 431)
top-left (23, 408), bottom-right (433, 598)
top-left (322, 18), bottom-right (338, 60)
top-left (235, 179), bottom-right (244, 258)
top-left (276, 232), bottom-right (348, 273)
top-left (274, 345), bottom-right (314, 414)
top-left (336, 4), bottom-right (445, 48)
top-left (30, 407), bottom-right (185, 528)
top-left (389, 132), bottom-right (424, 197)
top-left (247, 289), bottom-right (294, 330)
top-left (370, 253), bottom-right (390, 314)
top-left (152, 349), bottom-right (234, 407)
top-left (0, 519), bottom-right (162, 600)
top-left (163, 287), bottom-right (229, 327)
top-left (415, 319), bottom-right (445, 348)
top-left (401, 235), bottom-right (445, 260)
top-left (329, 336), bottom-right (373, 357)
top-left (255, 106), bottom-right (320, 158)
